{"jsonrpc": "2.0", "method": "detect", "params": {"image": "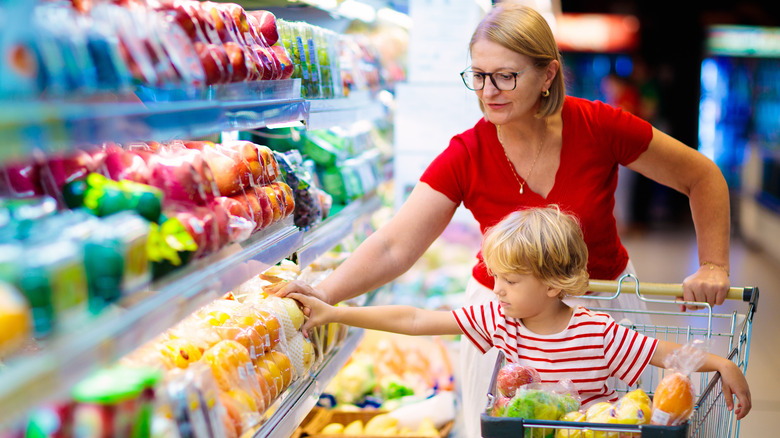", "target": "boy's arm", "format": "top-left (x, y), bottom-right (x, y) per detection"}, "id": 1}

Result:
top-left (650, 340), bottom-right (752, 419)
top-left (288, 292), bottom-right (462, 336)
